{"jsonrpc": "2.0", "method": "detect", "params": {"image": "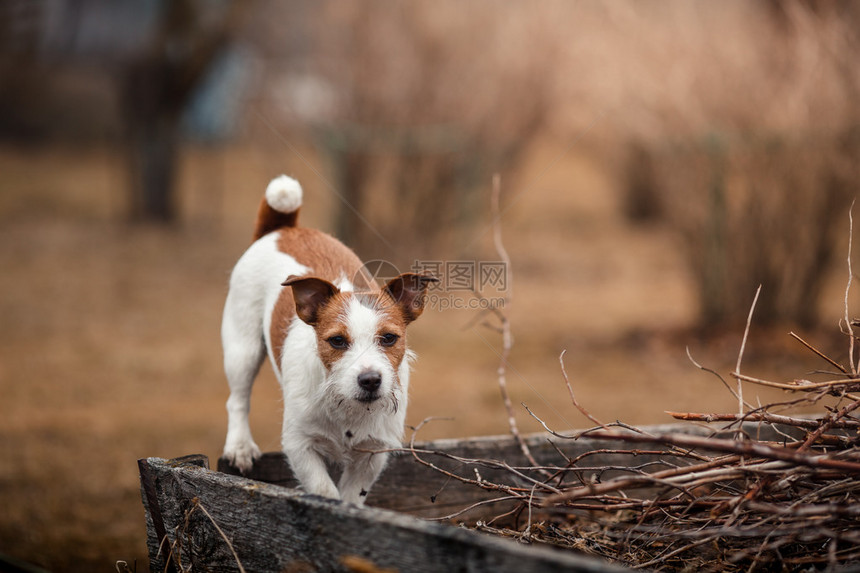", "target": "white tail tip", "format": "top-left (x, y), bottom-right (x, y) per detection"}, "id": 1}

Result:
top-left (265, 175), bottom-right (303, 213)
